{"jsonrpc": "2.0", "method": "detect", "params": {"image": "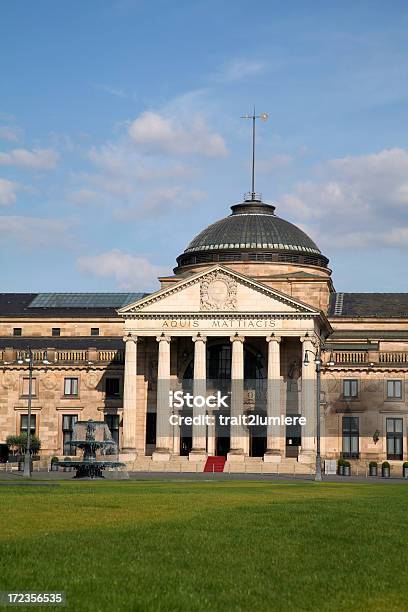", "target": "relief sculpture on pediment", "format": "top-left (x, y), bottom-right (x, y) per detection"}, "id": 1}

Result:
top-left (200, 271), bottom-right (237, 311)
